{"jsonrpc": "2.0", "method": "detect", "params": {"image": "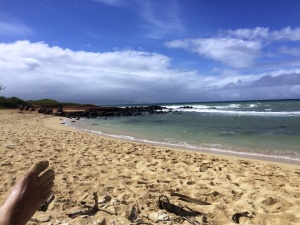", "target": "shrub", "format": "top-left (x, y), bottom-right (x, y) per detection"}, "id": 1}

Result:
top-left (0, 96), bottom-right (25, 108)
top-left (28, 99), bottom-right (60, 107)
